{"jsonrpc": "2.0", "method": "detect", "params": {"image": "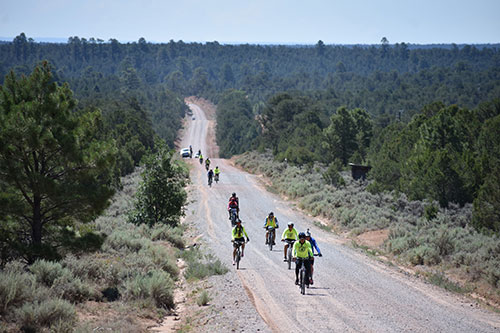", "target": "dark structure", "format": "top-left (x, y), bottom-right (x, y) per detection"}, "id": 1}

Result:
top-left (348, 163), bottom-right (372, 180)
